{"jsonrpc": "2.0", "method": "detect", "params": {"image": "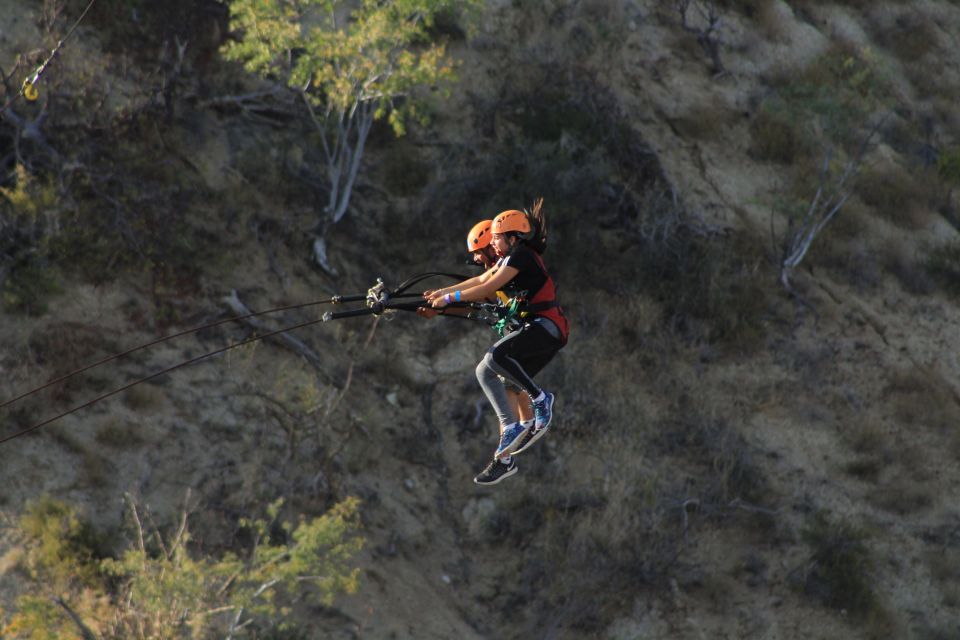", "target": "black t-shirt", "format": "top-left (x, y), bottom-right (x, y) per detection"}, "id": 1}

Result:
top-left (500, 244), bottom-right (547, 299)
